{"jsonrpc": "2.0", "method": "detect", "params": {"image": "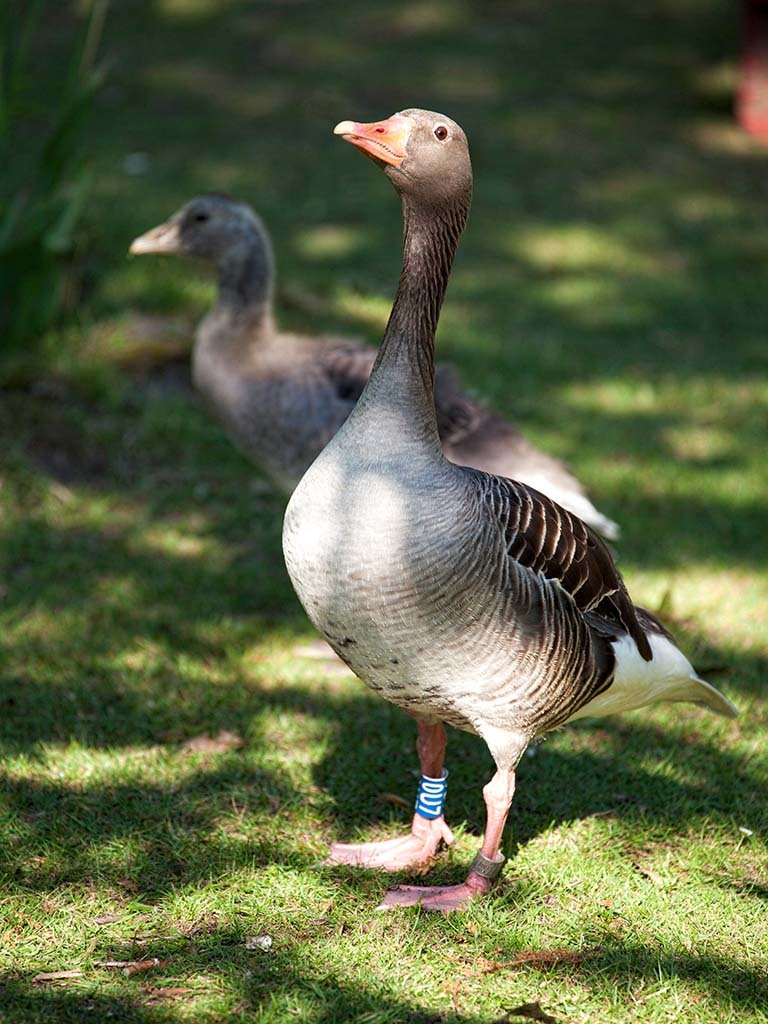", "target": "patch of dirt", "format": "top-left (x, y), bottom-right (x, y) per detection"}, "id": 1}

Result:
top-left (180, 730), bottom-right (244, 755)
top-left (177, 913), bottom-right (220, 938)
